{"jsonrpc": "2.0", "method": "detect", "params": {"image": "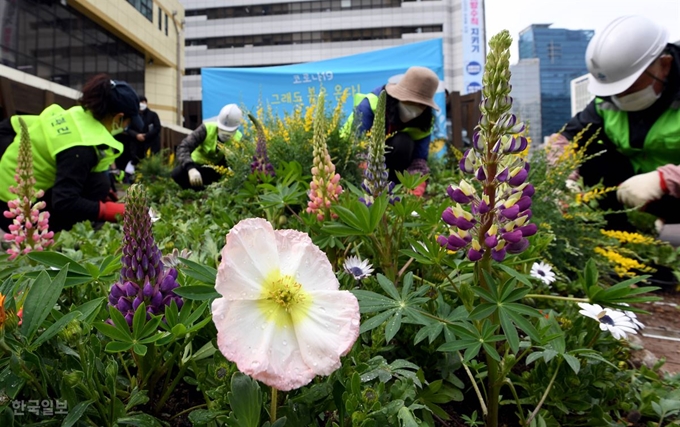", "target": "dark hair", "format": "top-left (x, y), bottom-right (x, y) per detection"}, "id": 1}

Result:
top-left (385, 91), bottom-right (433, 132)
top-left (78, 74), bottom-right (116, 121)
top-left (139, 96), bottom-right (148, 102)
